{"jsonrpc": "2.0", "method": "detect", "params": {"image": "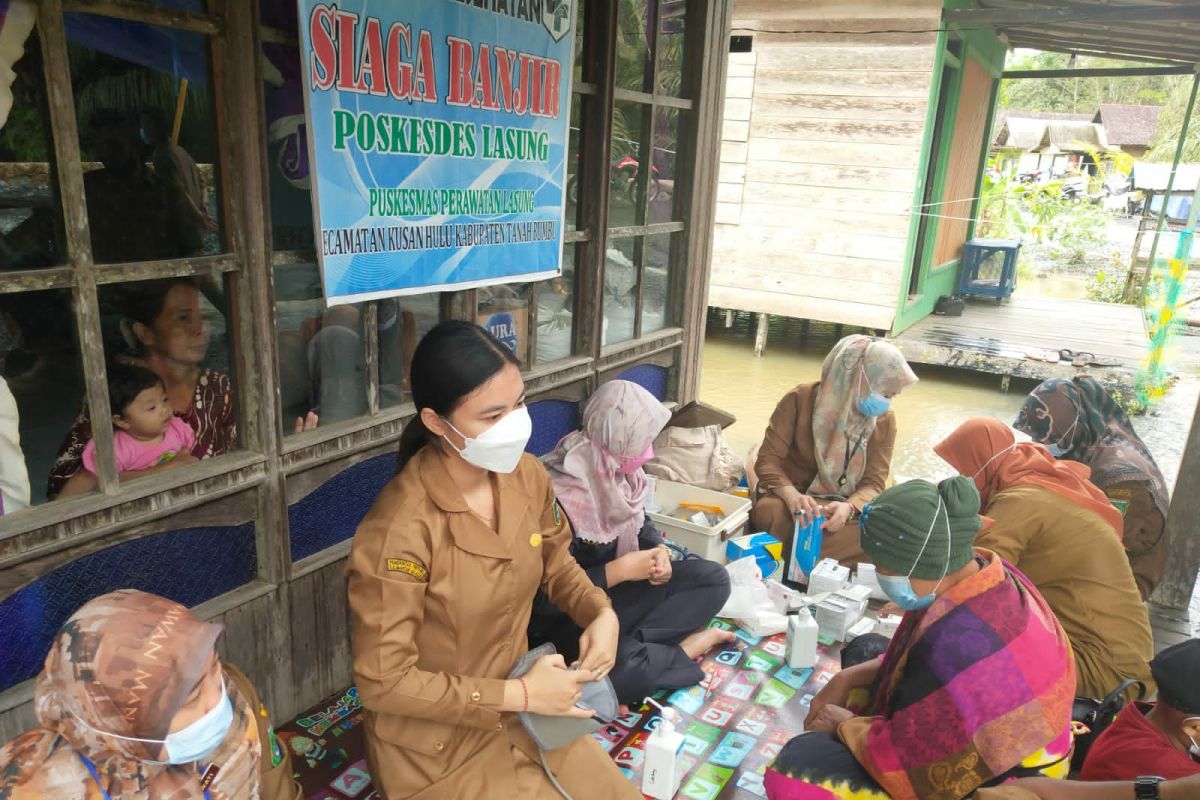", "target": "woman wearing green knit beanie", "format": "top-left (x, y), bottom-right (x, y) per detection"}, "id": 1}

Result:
top-left (766, 475), bottom-right (1076, 800)
top-left (858, 475), bottom-right (983, 590)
